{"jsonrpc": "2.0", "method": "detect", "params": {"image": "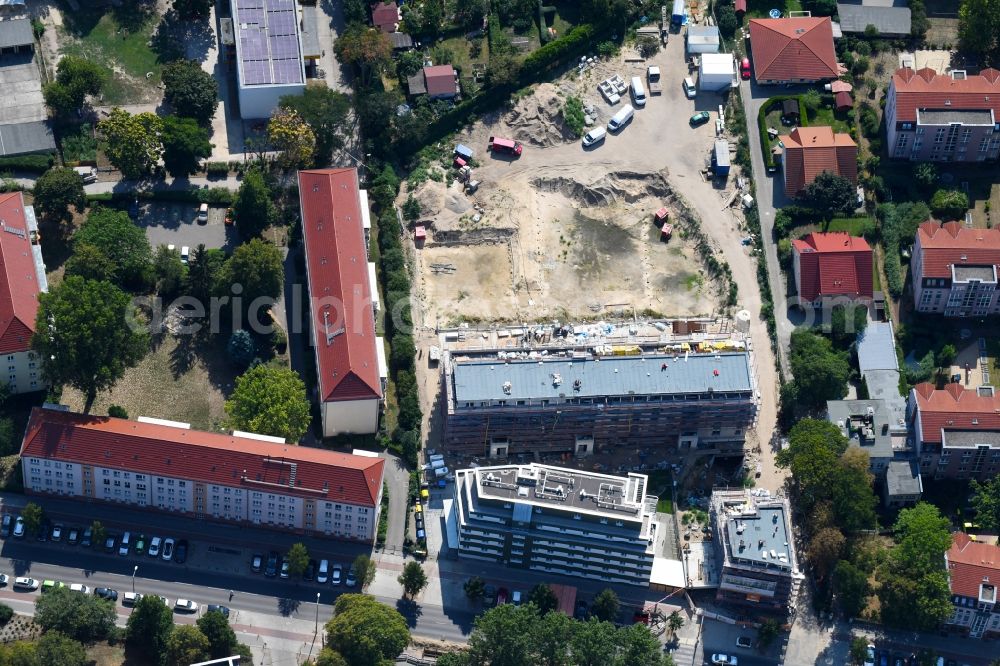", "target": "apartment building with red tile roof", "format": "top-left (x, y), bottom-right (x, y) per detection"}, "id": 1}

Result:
top-left (0, 191), bottom-right (46, 394)
top-left (298, 169), bottom-right (386, 438)
top-left (909, 382), bottom-right (1000, 481)
top-left (886, 67), bottom-right (1000, 162)
top-left (945, 532), bottom-right (1000, 638)
top-left (791, 232), bottom-right (873, 308)
top-left (747, 17), bottom-right (839, 84)
top-left (912, 221), bottom-right (1000, 316)
top-left (781, 126), bottom-right (858, 197)
top-left (20, 407), bottom-right (385, 540)
top-left (371, 1), bottom-right (400, 33)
